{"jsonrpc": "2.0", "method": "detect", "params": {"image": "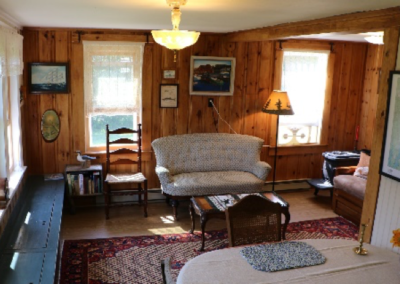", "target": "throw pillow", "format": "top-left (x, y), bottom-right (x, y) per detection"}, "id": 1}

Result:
top-left (354, 166), bottom-right (369, 180)
top-left (357, 152), bottom-right (370, 168)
